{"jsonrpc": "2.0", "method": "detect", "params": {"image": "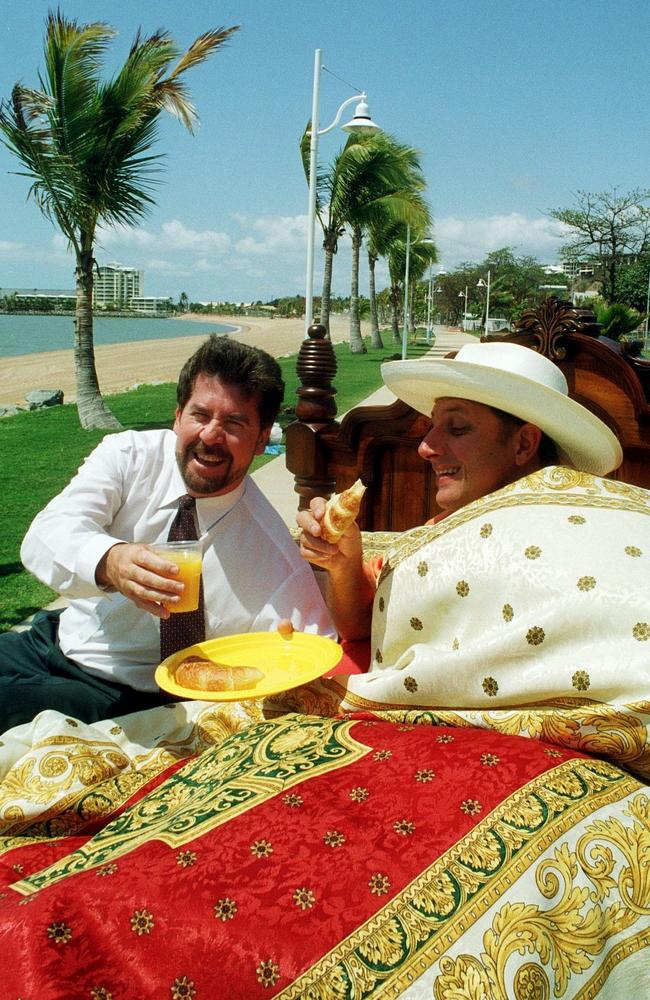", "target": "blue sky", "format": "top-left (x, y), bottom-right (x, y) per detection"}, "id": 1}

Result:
top-left (1, 0), bottom-right (649, 303)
